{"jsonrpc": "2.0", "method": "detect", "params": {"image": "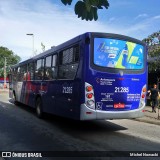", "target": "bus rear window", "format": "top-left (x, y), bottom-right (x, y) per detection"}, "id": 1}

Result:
top-left (94, 38), bottom-right (144, 70)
